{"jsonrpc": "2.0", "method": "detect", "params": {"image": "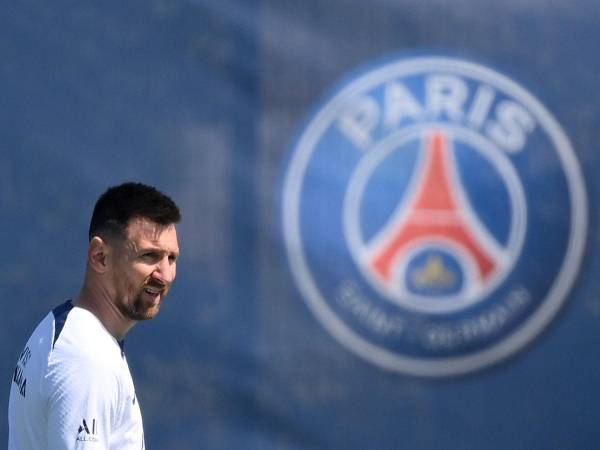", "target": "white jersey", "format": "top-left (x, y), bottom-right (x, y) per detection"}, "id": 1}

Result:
top-left (8, 300), bottom-right (145, 450)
